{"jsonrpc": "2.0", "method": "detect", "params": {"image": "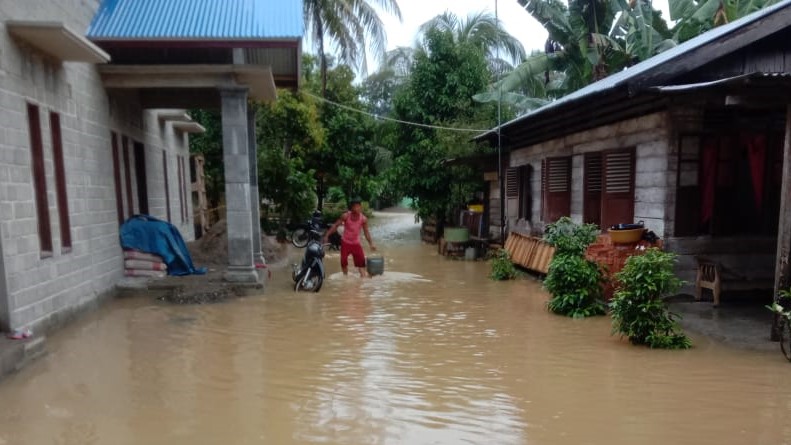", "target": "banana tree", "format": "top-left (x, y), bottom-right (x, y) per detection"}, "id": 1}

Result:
top-left (670, 0), bottom-right (781, 42)
top-left (475, 0), bottom-right (675, 114)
